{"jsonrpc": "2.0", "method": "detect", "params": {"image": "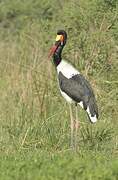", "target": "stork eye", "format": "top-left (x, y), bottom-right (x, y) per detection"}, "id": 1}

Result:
top-left (60, 35), bottom-right (64, 42)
